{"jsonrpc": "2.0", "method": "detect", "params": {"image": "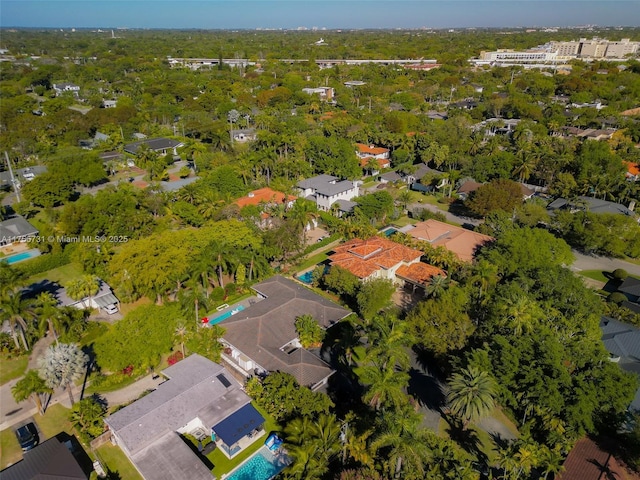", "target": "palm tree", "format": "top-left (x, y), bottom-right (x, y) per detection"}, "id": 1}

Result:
top-left (175, 323), bottom-right (187, 358)
top-left (285, 414), bottom-right (342, 480)
top-left (65, 276), bottom-right (99, 309)
top-left (470, 259), bottom-right (499, 300)
top-left (425, 274), bottom-right (450, 298)
top-left (36, 292), bottom-right (62, 344)
top-left (372, 405), bottom-right (431, 479)
top-left (358, 363), bottom-right (410, 411)
top-left (287, 199), bottom-right (319, 244)
top-left (364, 314), bottom-right (412, 371)
top-left (11, 370), bottom-right (53, 415)
top-left (0, 293), bottom-right (34, 351)
top-left (446, 366), bottom-right (495, 430)
top-left (38, 343), bottom-right (88, 406)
